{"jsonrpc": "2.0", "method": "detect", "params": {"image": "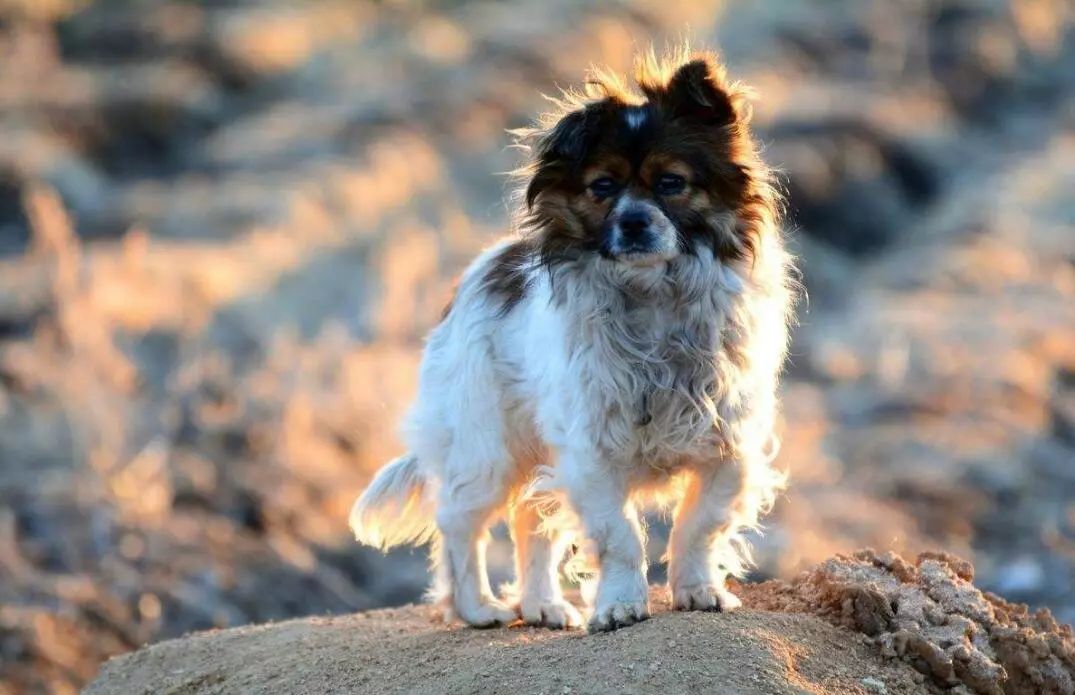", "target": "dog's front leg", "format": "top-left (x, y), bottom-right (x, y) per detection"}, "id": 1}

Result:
top-left (667, 461), bottom-right (744, 612)
top-left (561, 453), bottom-right (649, 632)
